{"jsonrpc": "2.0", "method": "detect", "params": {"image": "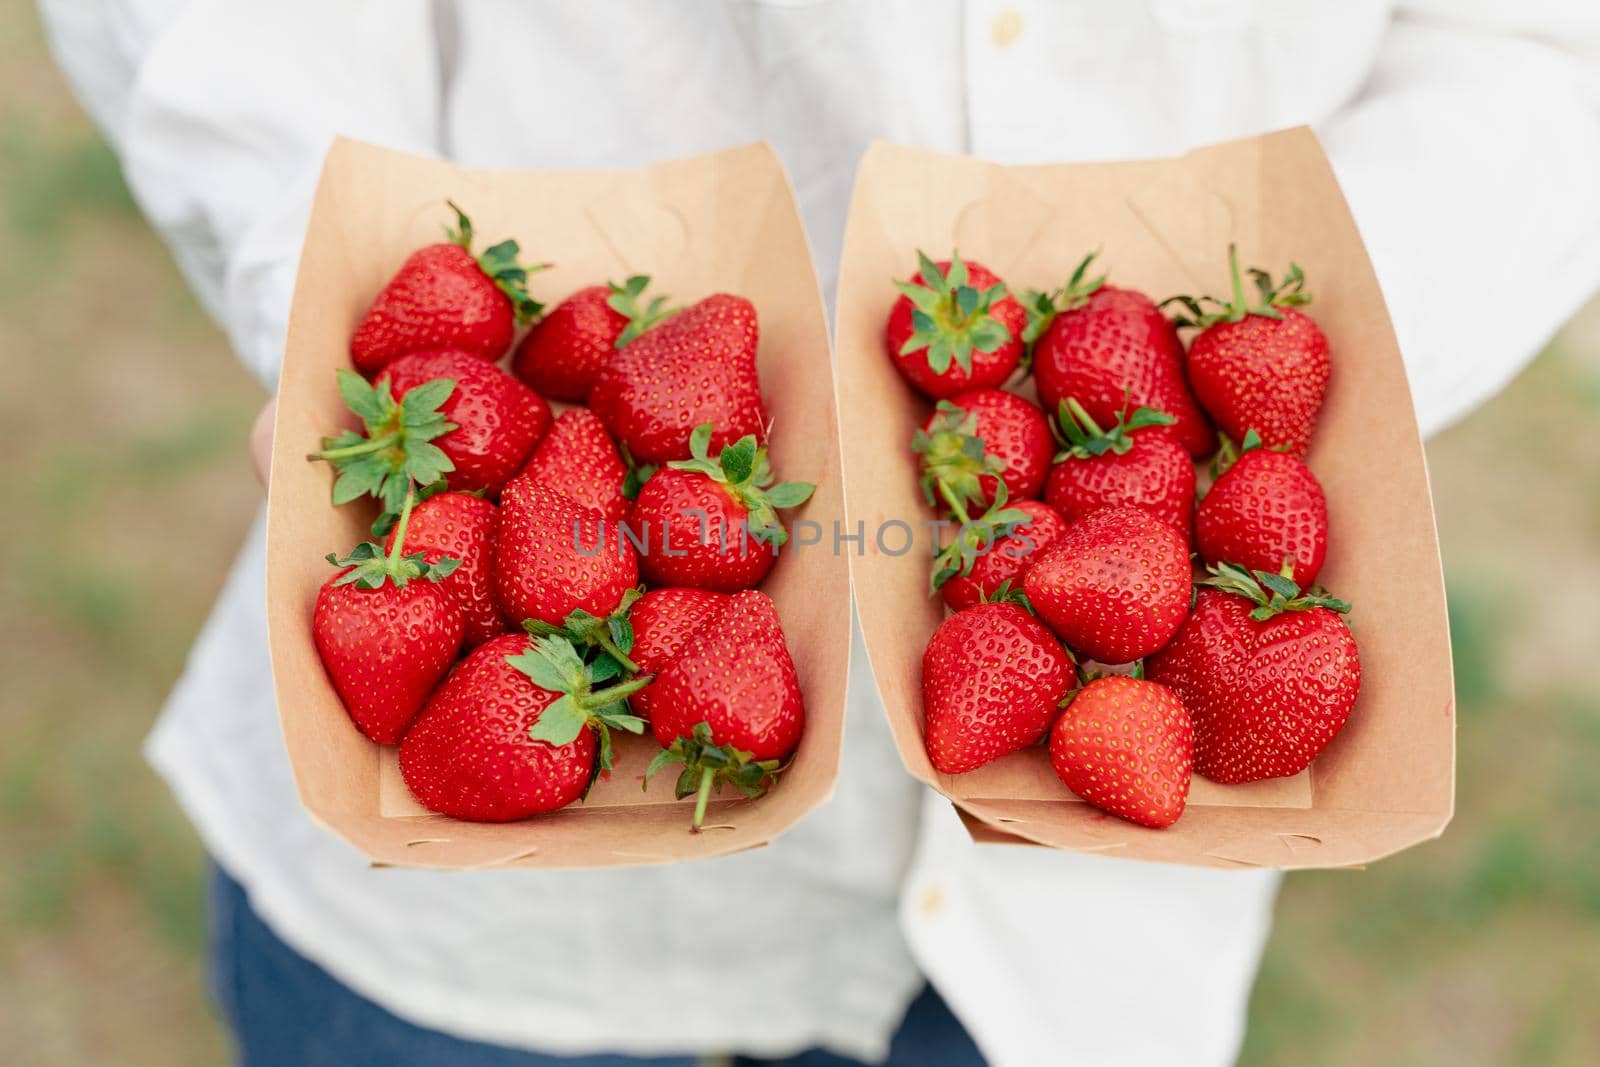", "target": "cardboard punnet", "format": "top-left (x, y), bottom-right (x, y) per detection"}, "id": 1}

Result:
top-left (834, 129), bottom-right (1455, 870)
top-left (266, 139), bottom-right (847, 870)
